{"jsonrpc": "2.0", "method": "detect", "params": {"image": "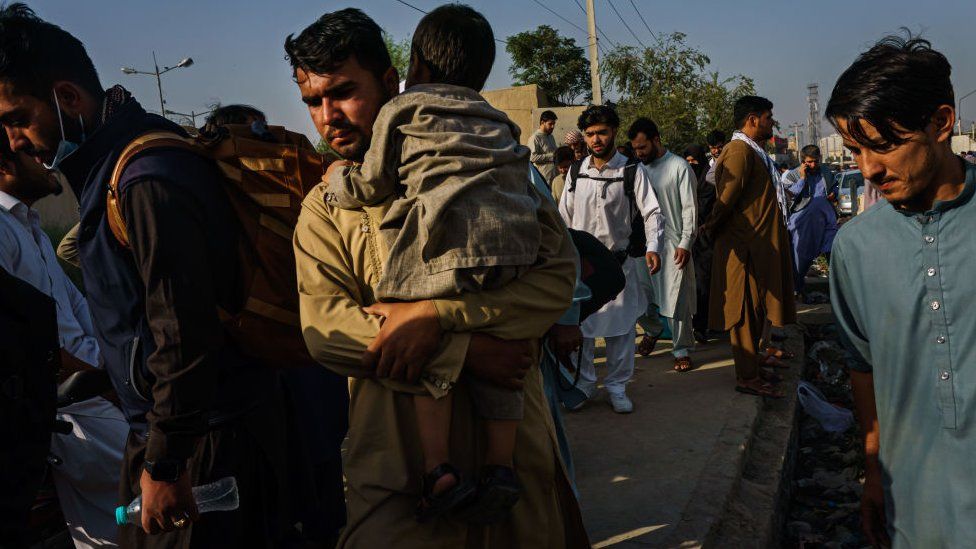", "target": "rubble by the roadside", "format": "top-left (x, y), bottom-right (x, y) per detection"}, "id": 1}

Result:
top-left (785, 323), bottom-right (867, 549)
